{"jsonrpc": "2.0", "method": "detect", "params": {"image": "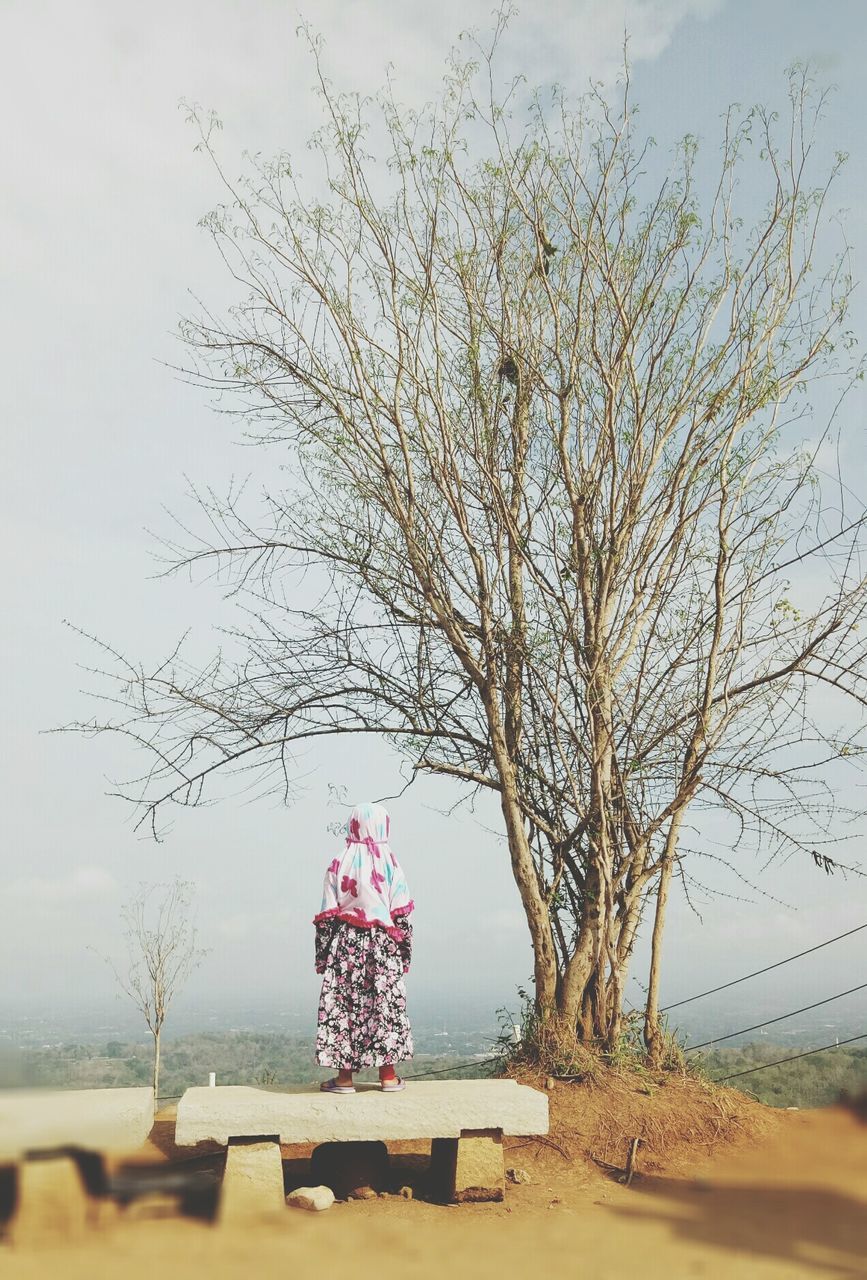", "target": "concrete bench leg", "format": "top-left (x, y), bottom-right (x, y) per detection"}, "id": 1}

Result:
top-left (219, 1138), bottom-right (285, 1223)
top-left (9, 1153), bottom-right (93, 1247)
top-left (430, 1129), bottom-right (505, 1203)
